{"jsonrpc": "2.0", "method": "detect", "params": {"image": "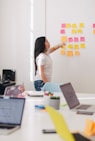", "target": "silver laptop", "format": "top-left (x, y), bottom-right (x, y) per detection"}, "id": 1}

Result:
top-left (60, 82), bottom-right (95, 113)
top-left (4, 85), bottom-right (25, 98)
top-left (0, 97), bottom-right (25, 135)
